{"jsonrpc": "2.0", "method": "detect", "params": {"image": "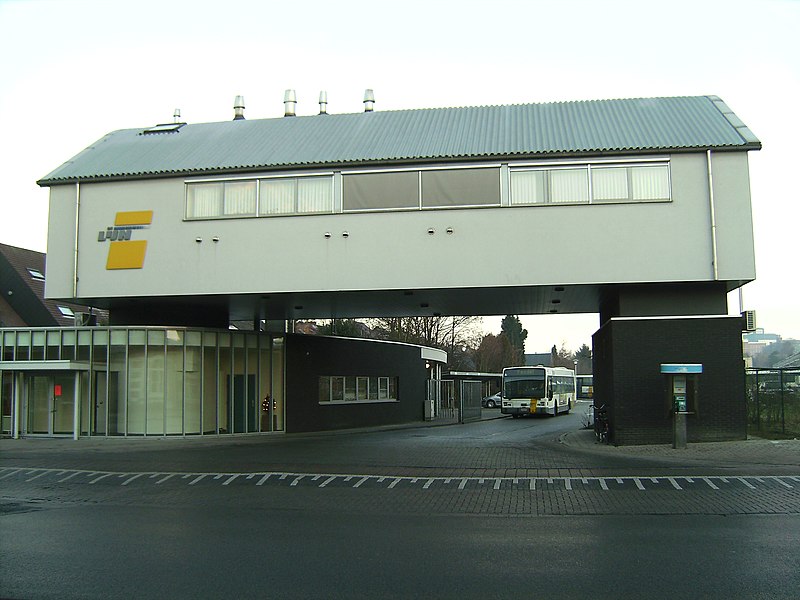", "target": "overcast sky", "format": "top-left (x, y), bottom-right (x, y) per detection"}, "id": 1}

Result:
top-left (1, 0), bottom-right (797, 352)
